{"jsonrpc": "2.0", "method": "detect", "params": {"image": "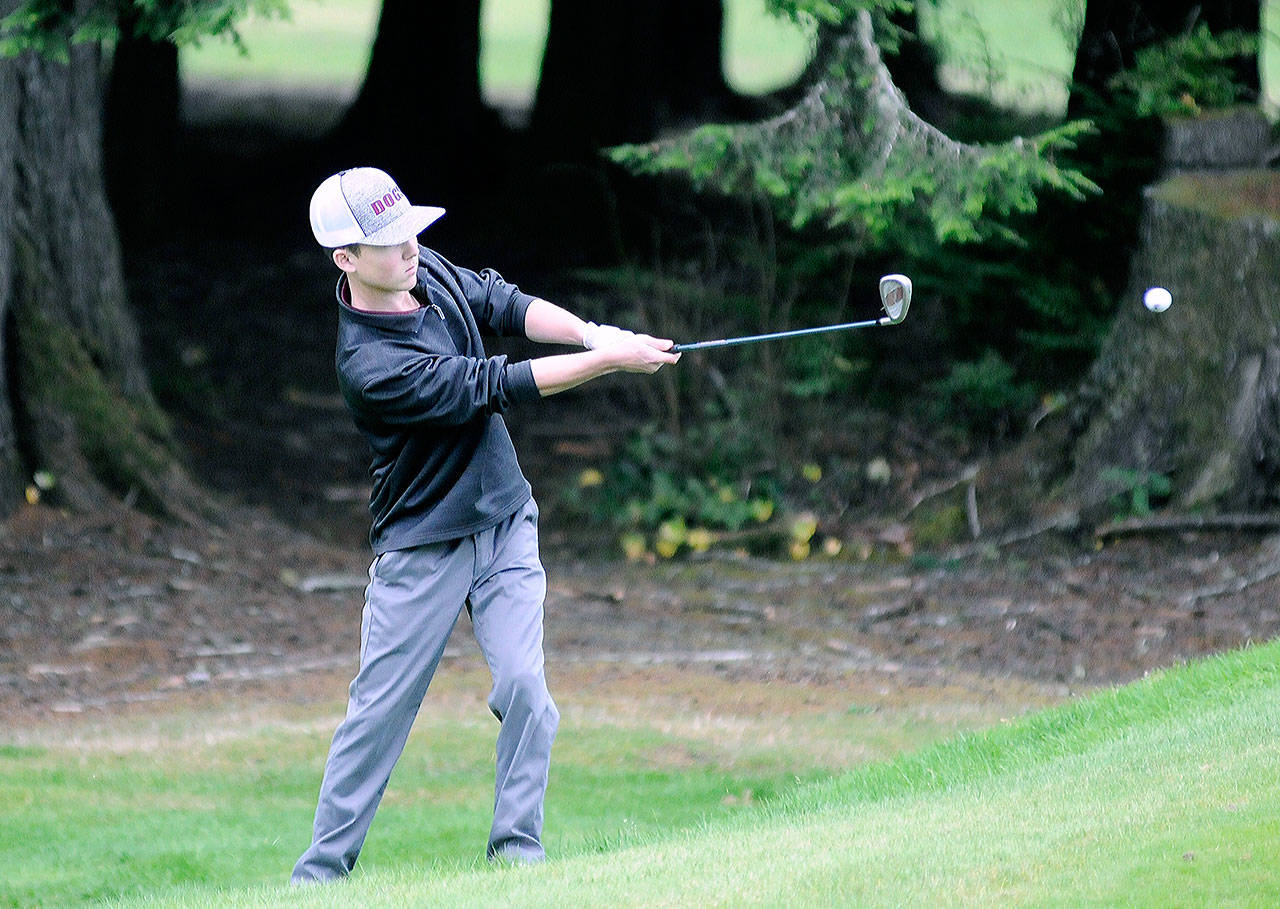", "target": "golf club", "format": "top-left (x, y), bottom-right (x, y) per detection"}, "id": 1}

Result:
top-left (671, 274), bottom-right (912, 353)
